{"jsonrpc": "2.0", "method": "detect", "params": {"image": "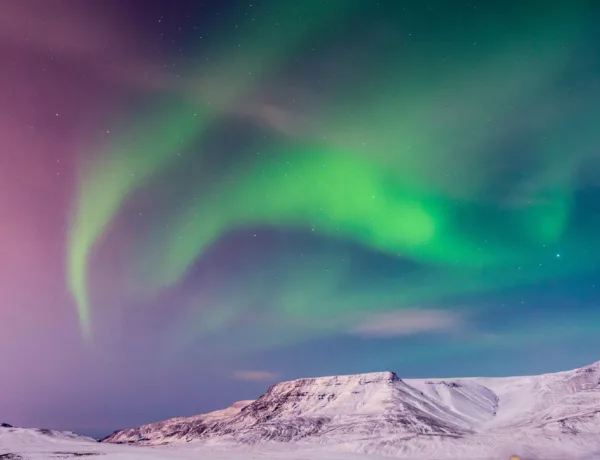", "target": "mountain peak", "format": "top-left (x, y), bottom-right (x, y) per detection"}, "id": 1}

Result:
top-left (266, 371), bottom-right (400, 391)
top-left (229, 400), bottom-right (255, 409)
top-left (103, 360), bottom-right (600, 458)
